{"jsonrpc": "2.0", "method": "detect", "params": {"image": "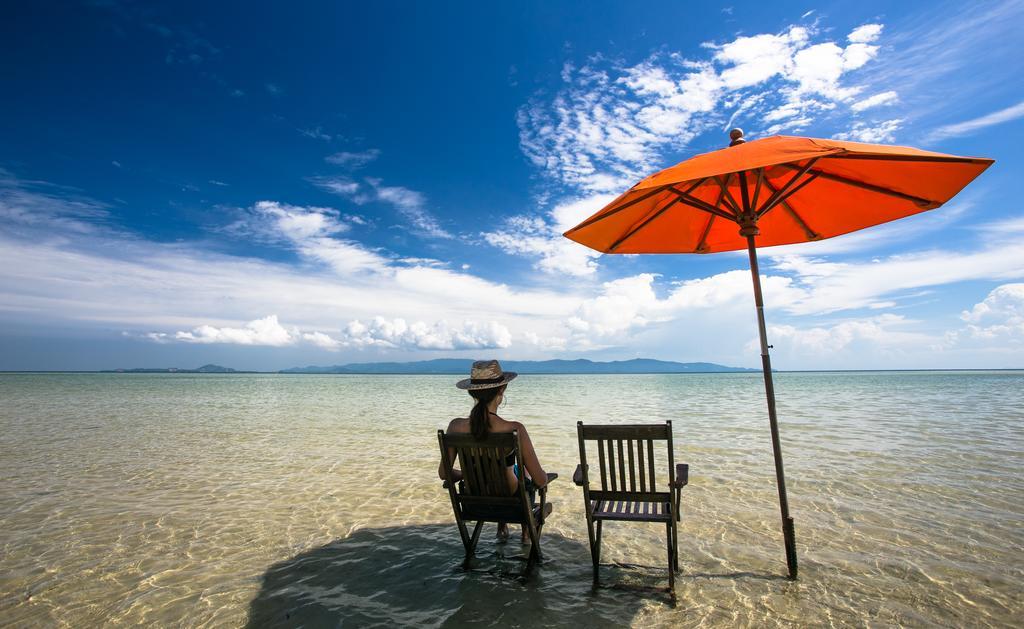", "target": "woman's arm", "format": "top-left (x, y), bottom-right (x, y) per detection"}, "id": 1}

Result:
top-left (438, 419), bottom-right (463, 481)
top-left (515, 423), bottom-right (548, 488)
